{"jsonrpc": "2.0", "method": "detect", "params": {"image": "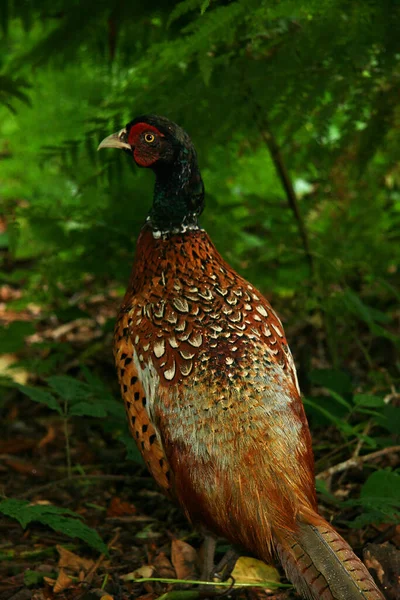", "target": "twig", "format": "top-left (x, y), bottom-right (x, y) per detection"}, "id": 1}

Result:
top-left (16, 474), bottom-right (151, 499)
top-left (316, 445), bottom-right (400, 480)
top-left (254, 110), bottom-right (314, 274)
top-left (246, 94), bottom-right (346, 364)
top-left (122, 576), bottom-right (290, 589)
top-left (315, 439), bottom-right (357, 468)
top-left (27, 318), bottom-right (97, 343)
top-left (352, 420), bottom-right (372, 459)
top-left (336, 420), bottom-right (374, 488)
top-left (85, 530), bottom-right (121, 583)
